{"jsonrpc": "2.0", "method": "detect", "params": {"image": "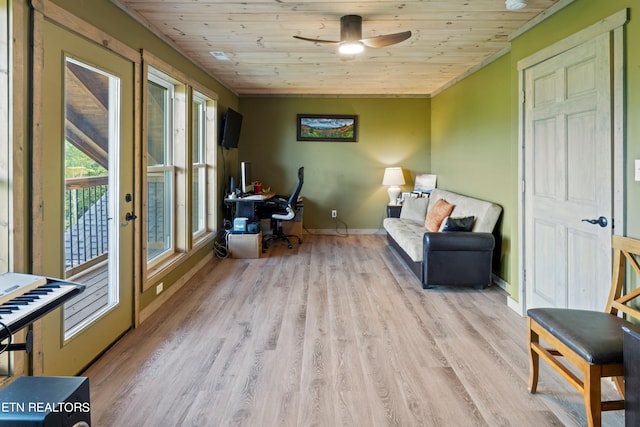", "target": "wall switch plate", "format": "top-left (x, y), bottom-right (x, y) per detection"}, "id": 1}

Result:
top-left (636, 160), bottom-right (640, 182)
